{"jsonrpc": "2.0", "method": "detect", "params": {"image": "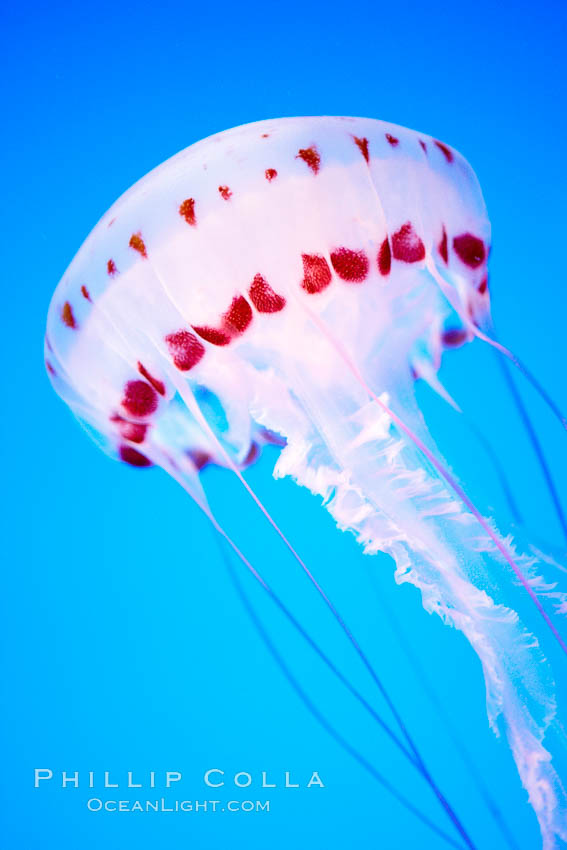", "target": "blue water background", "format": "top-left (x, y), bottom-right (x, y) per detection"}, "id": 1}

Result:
top-left (1, 1), bottom-right (566, 847)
